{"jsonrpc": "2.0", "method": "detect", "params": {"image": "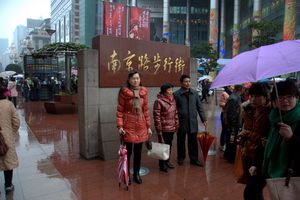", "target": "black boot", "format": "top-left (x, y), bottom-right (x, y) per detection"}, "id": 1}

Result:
top-left (133, 174), bottom-right (142, 184)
